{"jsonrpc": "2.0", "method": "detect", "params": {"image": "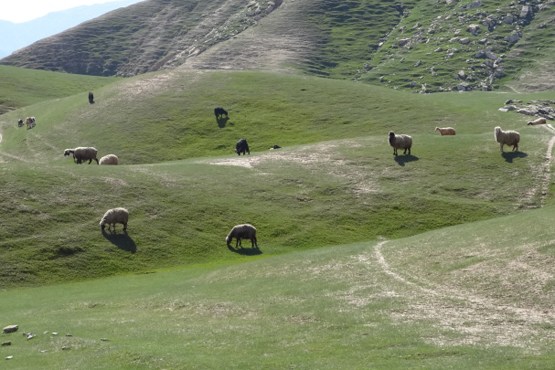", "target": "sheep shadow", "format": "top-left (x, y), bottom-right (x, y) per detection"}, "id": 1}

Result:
top-left (501, 151), bottom-right (527, 163)
top-left (216, 116), bottom-right (230, 128)
top-left (102, 229), bottom-right (137, 253)
top-left (227, 244), bottom-right (263, 256)
top-left (393, 154), bottom-right (419, 166)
